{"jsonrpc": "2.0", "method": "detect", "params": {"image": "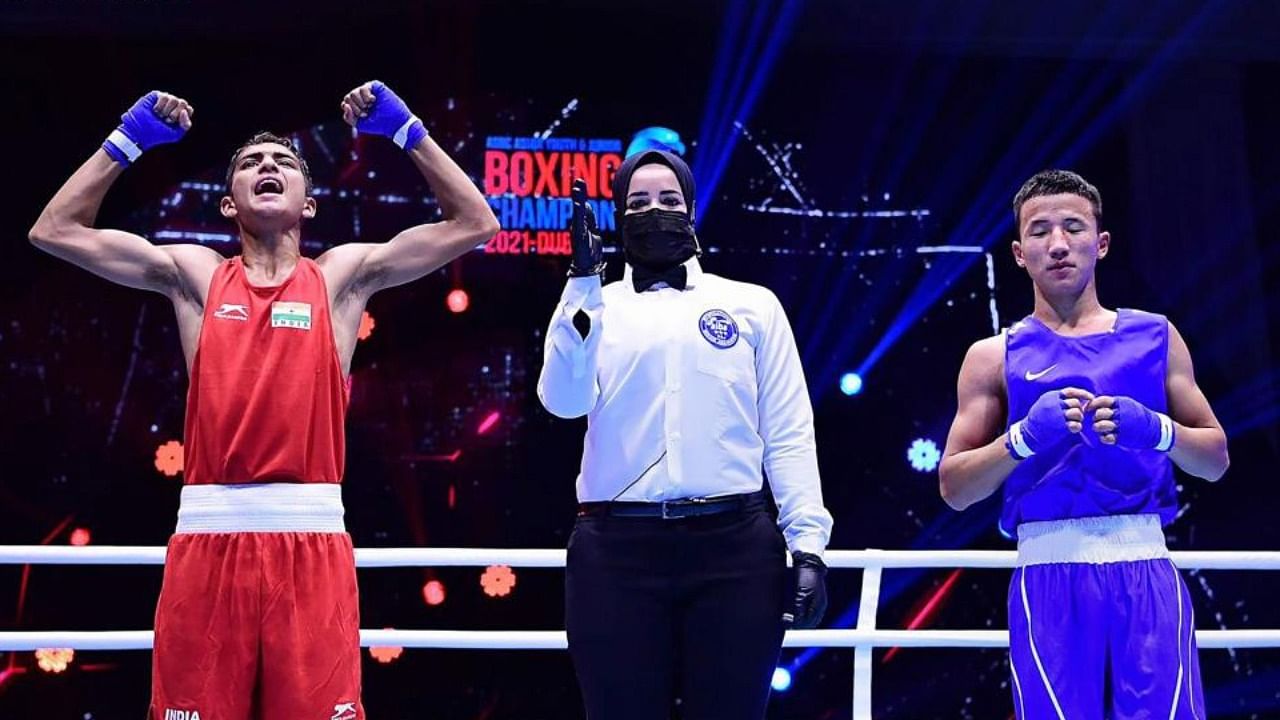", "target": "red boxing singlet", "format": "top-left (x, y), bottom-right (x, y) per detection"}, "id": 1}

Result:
top-left (183, 256), bottom-right (347, 485)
